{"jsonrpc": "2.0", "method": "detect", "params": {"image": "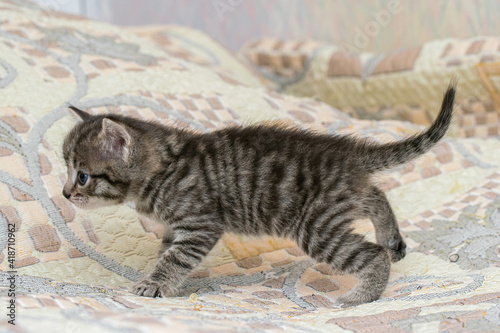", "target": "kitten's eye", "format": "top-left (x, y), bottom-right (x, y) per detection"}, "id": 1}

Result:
top-left (77, 171), bottom-right (89, 186)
